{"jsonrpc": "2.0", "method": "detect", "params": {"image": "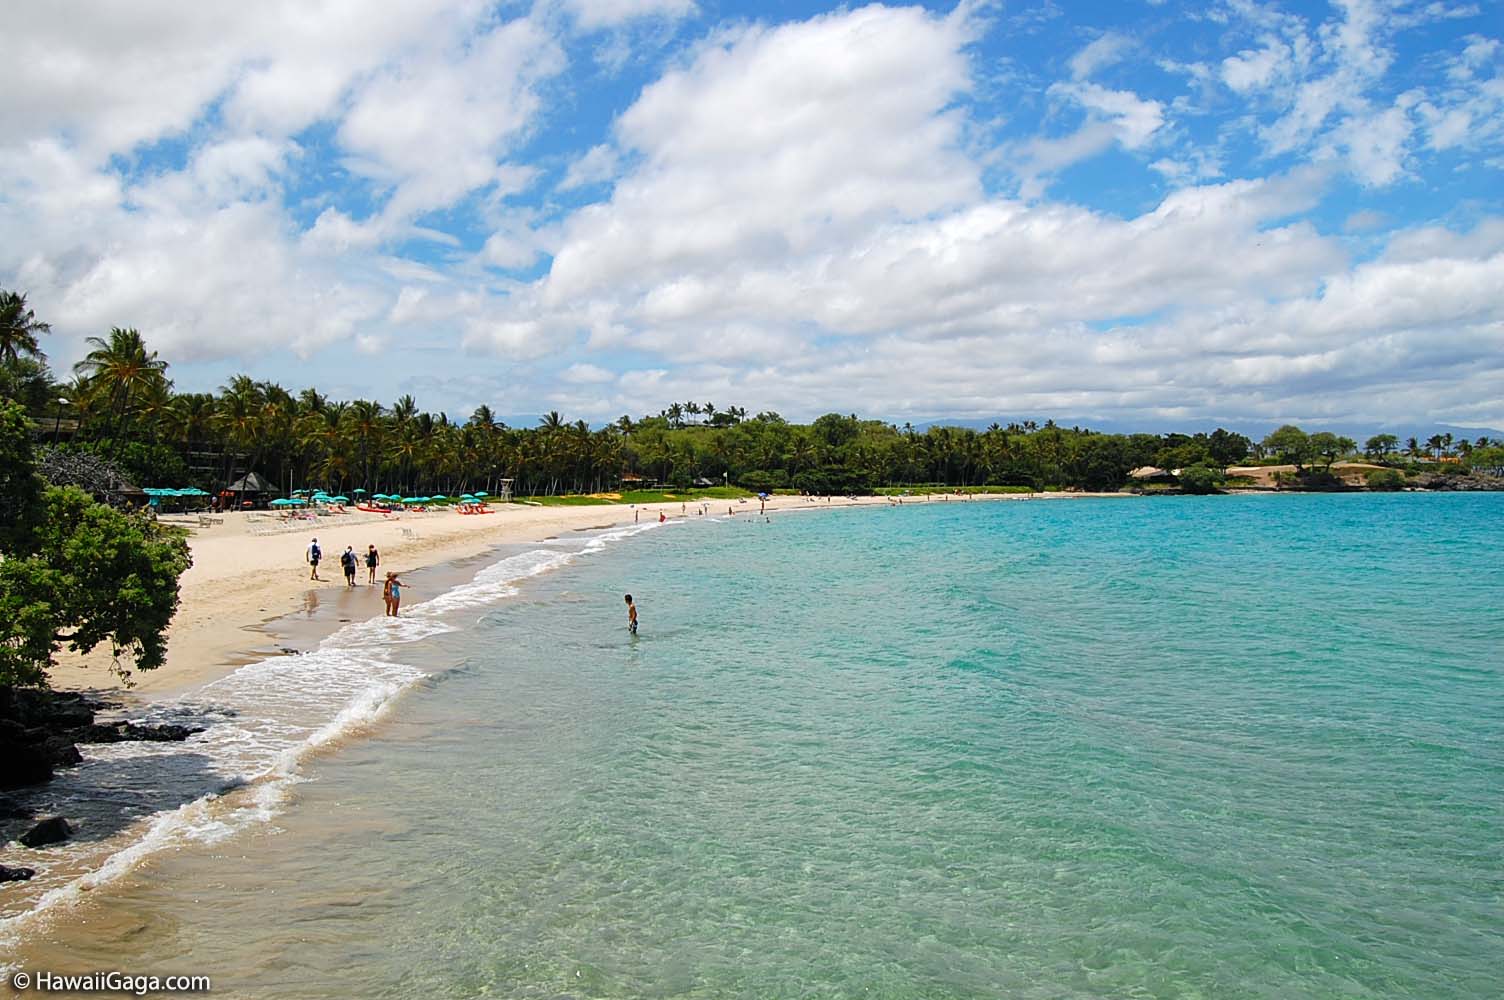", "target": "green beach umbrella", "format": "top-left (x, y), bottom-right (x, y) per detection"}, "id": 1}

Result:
top-left (431, 494), bottom-right (448, 501)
